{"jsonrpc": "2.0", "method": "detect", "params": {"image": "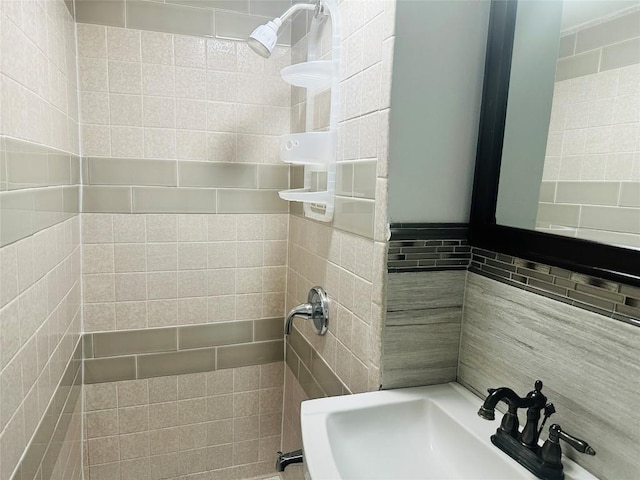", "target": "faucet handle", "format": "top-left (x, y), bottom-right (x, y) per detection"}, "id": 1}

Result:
top-left (541, 424), bottom-right (596, 466)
